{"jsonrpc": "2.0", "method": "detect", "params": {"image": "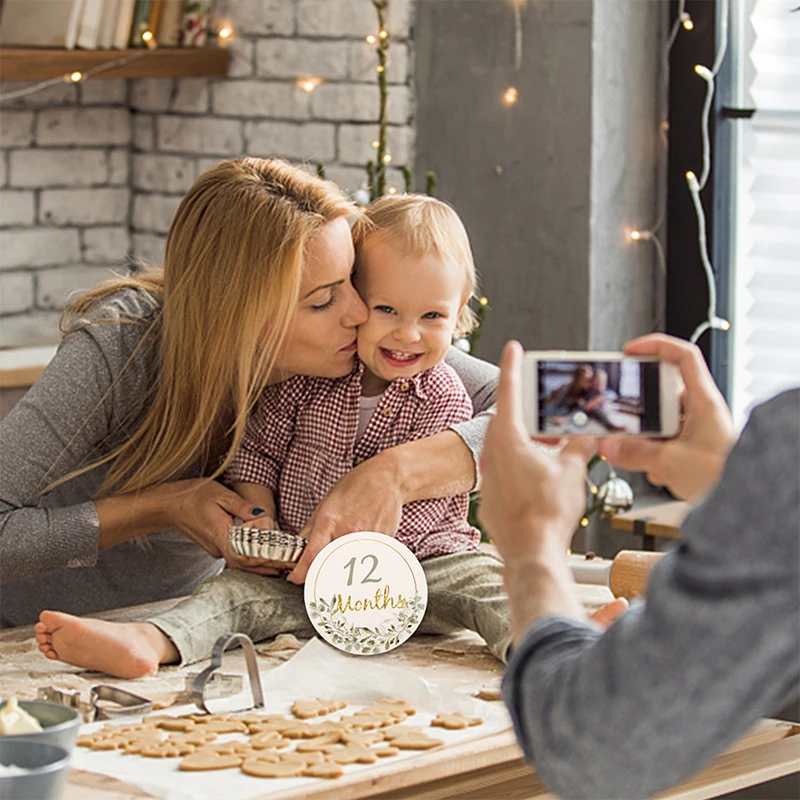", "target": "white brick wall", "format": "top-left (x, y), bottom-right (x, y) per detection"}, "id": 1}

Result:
top-left (9, 149), bottom-right (109, 187)
top-left (0, 271), bottom-right (34, 315)
top-left (36, 265), bottom-right (117, 310)
top-left (0, 190), bottom-right (35, 227)
top-left (0, 0), bottom-right (416, 345)
top-left (40, 188), bottom-right (130, 226)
